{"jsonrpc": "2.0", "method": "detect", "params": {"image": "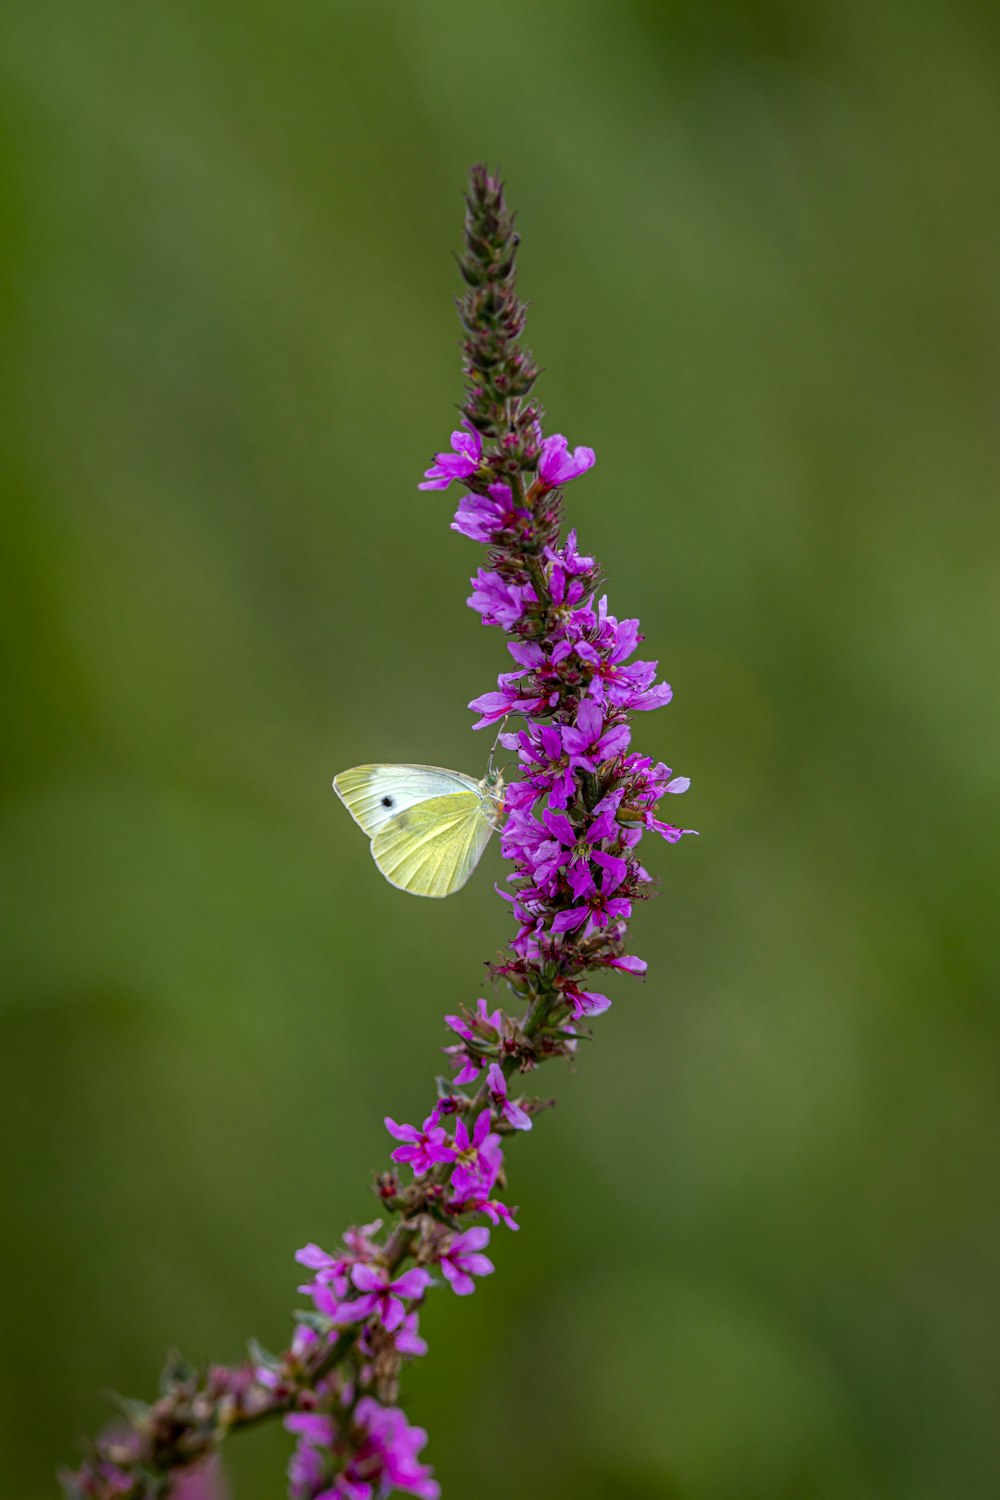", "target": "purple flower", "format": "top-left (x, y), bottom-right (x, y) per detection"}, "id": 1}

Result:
top-left (467, 567), bottom-right (536, 631)
top-left (562, 699), bottom-right (631, 771)
top-left (529, 801), bottom-right (620, 888)
top-left (468, 677), bottom-right (548, 729)
top-left (344, 1265), bottom-right (431, 1333)
top-left (444, 997), bottom-right (502, 1041)
top-left (287, 1400), bottom-right (439, 1500)
top-left (286, 1412), bottom-right (336, 1447)
top-left (452, 482), bottom-right (525, 543)
top-left (295, 1226), bottom-right (381, 1300)
top-left (394, 1312), bottom-right (429, 1359)
top-left (545, 528), bottom-right (596, 607)
top-left (444, 998), bottom-right (503, 1084)
top-left (448, 1109), bottom-right (503, 1201)
top-left (557, 981), bottom-right (612, 1020)
top-left (384, 1114), bottom-right (456, 1177)
top-left (605, 953), bottom-right (647, 975)
top-left (438, 1227), bottom-right (495, 1295)
top-left (551, 850), bottom-right (632, 937)
top-left (486, 1063), bottom-right (532, 1131)
top-left (471, 1196), bottom-right (520, 1231)
top-left (358, 1309), bottom-right (428, 1367)
top-left (419, 427), bottom-right (482, 491)
top-left (352, 1398), bottom-right (440, 1500)
top-left (537, 433), bottom-right (596, 489)
top-left (285, 1413), bottom-right (336, 1500)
